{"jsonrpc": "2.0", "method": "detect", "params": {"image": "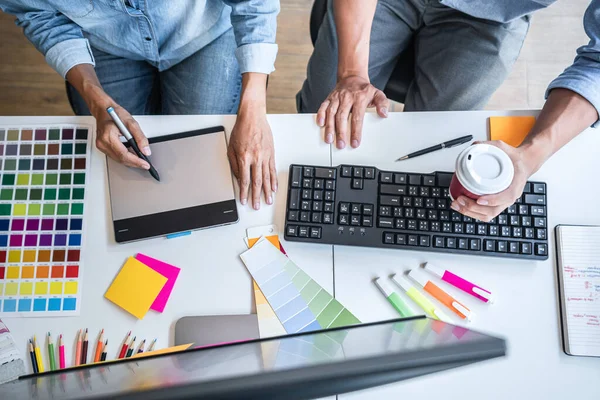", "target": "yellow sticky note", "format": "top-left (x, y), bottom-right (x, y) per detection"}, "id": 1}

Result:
top-left (105, 257), bottom-right (167, 319)
top-left (489, 116), bottom-right (536, 147)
